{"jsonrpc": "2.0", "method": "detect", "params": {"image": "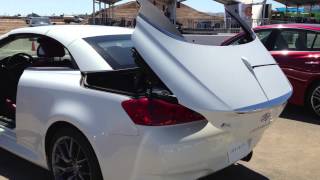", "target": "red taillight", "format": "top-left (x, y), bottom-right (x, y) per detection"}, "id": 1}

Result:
top-left (122, 97), bottom-right (205, 126)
